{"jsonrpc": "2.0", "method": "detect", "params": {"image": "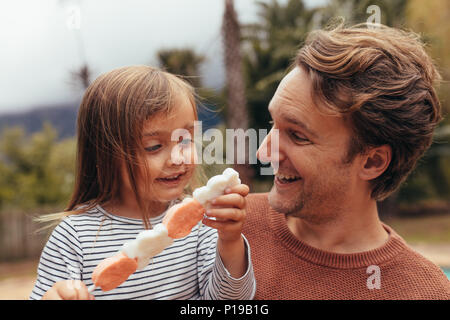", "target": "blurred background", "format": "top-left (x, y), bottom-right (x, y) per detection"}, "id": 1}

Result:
top-left (0, 0), bottom-right (449, 299)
